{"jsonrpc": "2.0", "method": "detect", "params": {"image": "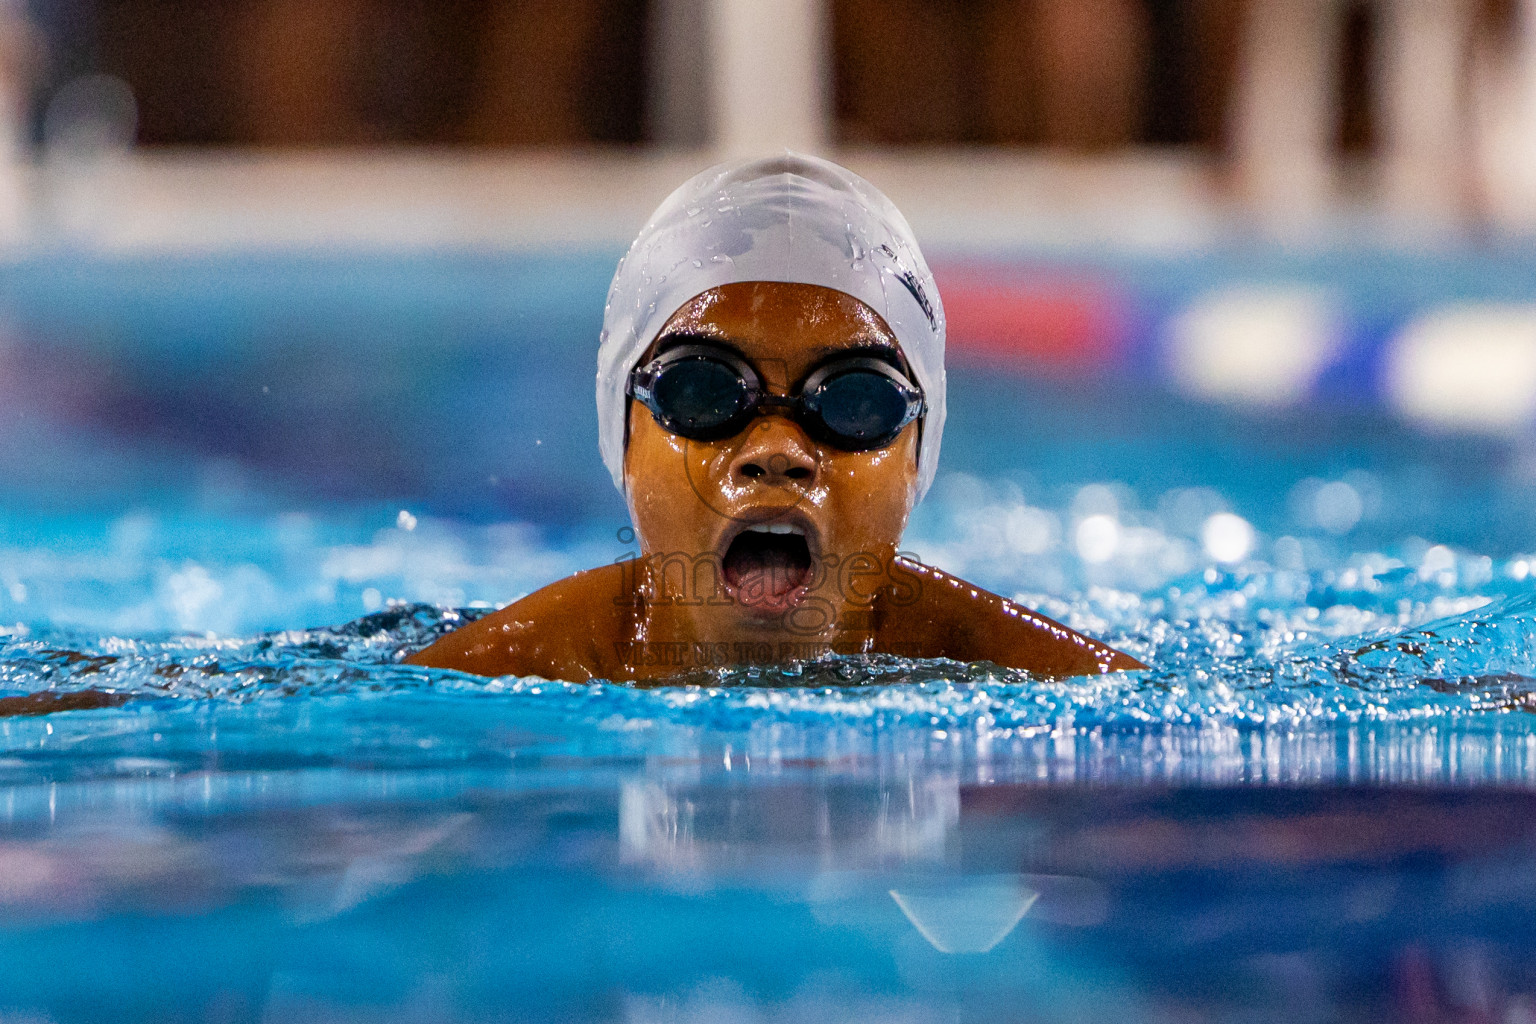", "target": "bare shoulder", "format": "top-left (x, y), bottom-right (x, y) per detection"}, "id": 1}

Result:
top-left (877, 558), bottom-right (1145, 678)
top-left (404, 562), bottom-right (635, 681)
